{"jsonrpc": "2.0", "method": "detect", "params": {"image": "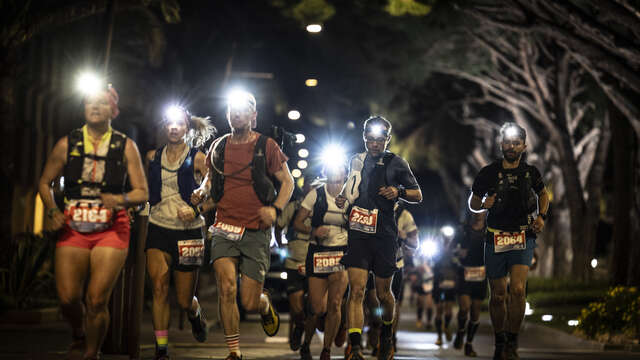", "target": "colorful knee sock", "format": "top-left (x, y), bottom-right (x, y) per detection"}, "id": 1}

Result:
top-left (348, 328), bottom-right (362, 348)
top-left (225, 333), bottom-right (241, 356)
top-left (155, 330), bottom-right (168, 353)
